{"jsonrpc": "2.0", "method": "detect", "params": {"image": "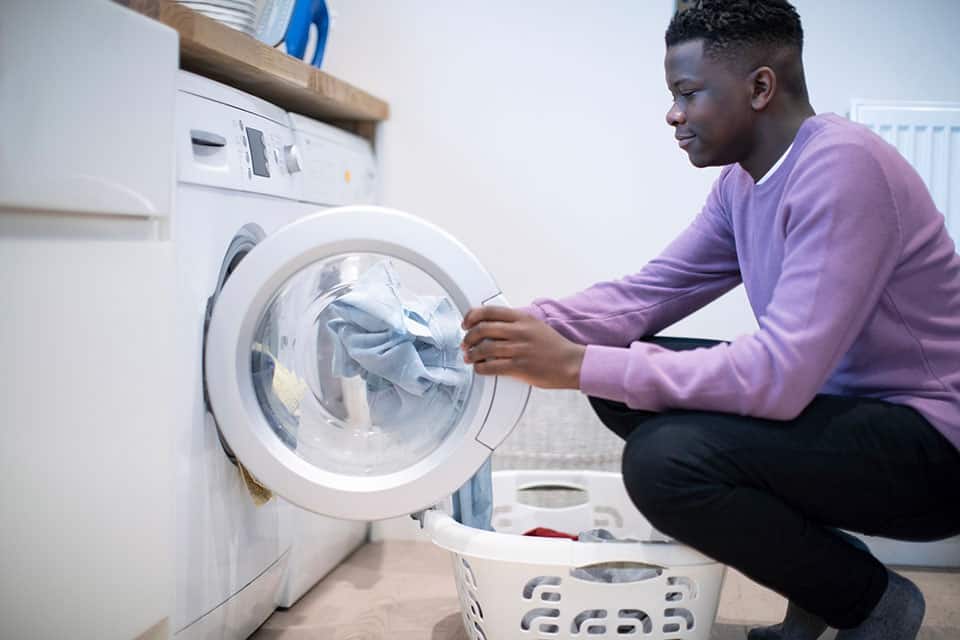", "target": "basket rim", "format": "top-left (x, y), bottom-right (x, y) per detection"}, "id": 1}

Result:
top-left (424, 509), bottom-right (721, 568)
